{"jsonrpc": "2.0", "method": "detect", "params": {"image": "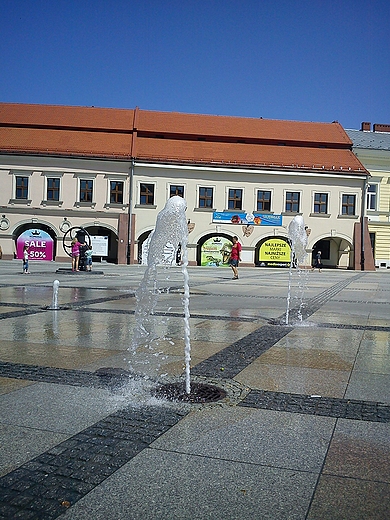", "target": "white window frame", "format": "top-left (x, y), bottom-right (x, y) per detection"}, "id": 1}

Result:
top-left (339, 192), bottom-right (358, 217)
top-left (41, 172), bottom-right (64, 206)
top-left (283, 189), bottom-right (302, 214)
top-left (255, 188), bottom-right (273, 213)
top-left (226, 187), bottom-right (244, 211)
top-left (105, 175), bottom-right (128, 208)
top-left (366, 183), bottom-right (378, 211)
top-left (168, 182), bottom-right (186, 199)
top-left (73, 173), bottom-right (97, 208)
top-left (137, 180), bottom-right (157, 207)
top-left (9, 170), bottom-right (33, 205)
top-left (196, 184), bottom-right (215, 210)
top-left (312, 190), bottom-right (330, 215)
